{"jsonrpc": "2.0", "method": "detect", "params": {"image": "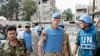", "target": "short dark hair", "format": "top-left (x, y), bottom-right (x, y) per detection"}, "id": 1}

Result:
top-left (6, 25), bottom-right (16, 33)
top-left (18, 25), bottom-right (22, 28)
top-left (80, 20), bottom-right (92, 27)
